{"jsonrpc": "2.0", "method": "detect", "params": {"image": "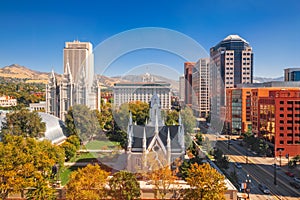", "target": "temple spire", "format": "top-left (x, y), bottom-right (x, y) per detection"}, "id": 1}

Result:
top-left (167, 128), bottom-right (171, 149)
top-left (155, 111), bottom-right (159, 134)
top-left (143, 127), bottom-right (147, 152)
